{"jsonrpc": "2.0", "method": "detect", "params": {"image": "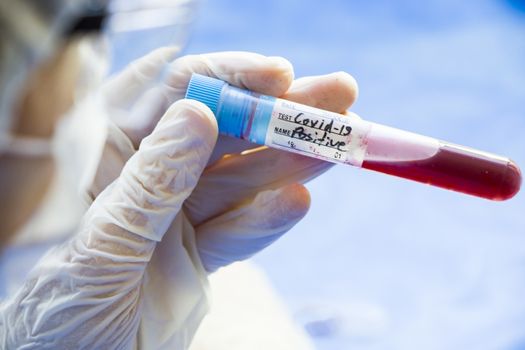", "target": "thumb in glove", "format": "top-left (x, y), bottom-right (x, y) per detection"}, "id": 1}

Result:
top-left (0, 99), bottom-right (217, 349)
